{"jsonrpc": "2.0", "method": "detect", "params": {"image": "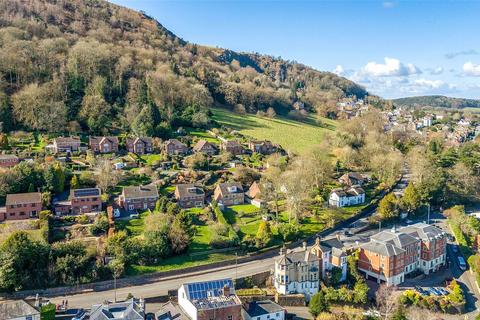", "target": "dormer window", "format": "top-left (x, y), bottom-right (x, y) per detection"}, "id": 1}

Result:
top-left (227, 186), bottom-right (237, 193)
